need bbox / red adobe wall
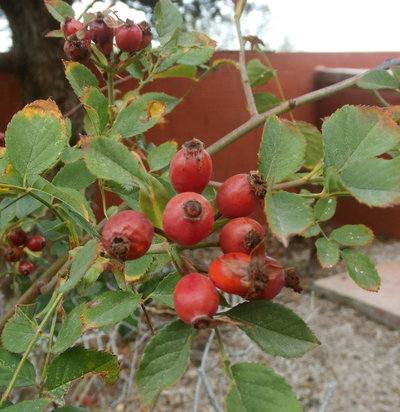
[1,51,400,236]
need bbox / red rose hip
[162,192,214,246]
[219,217,265,254]
[26,236,46,252]
[209,252,250,296]
[19,260,34,276]
[169,138,213,194]
[8,228,28,246]
[216,172,266,218]
[62,17,90,40]
[89,13,115,55]
[173,273,219,326]
[116,20,142,52]
[102,210,154,261]
[4,245,22,262]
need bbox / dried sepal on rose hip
[115,19,142,53]
[173,273,219,327]
[219,217,265,254]
[101,210,154,261]
[138,21,152,49]
[169,138,213,194]
[162,192,214,246]
[209,242,291,300]
[216,171,267,218]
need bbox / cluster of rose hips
[2,228,46,276]
[101,138,290,328]
[62,11,152,62]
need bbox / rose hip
[102,210,154,261]
[26,236,46,252]
[169,139,213,194]
[173,273,219,326]
[219,217,265,254]
[162,192,214,246]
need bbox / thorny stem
[0,293,64,406]
[206,57,400,156]
[234,3,258,117]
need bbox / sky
[0,0,399,52]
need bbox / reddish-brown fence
[2,51,400,237]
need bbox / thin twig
[207,57,400,156]
[235,5,258,117]
[370,89,391,107]
[318,381,336,412]
[140,302,155,336]
[193,329,223,412]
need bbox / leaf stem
[0,293,64,406]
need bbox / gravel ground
[65,236,400,411]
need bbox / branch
[234,4,258,117]
[207,57,400,156]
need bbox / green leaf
[58,240,99,293]
[315,237,340,268]
[323,166,347,194]
[52,303,85,354]
[258,116,306,183]
[124,255,157,283]
[61,147,83,163]
[177,45,215,66]
[1,398,53,412]
[331,224,374,246]
[340,157,400,206]
[155,0,183,45]
[52,160,96,190]
[266,191,314,243]
[357,69,398,90]
[0,348,36,388]
[79,256,109,292]
[246,59,275,89]
[227,301,319,358]
[225,363,303,412]
[6,99,68,178]
[46,347,120,390]
[150,271,180,308]
[64,61,99,97]
[297,121,324,169]
[341,249,380,291]
[126,61,143,79]
[55,406,92,412]
[2,305,37,353]
[136,320,196,409]
[28,175,93,223]
[81,291,141,332]
[81,86,109,134]
[323,105,400,172]
[139,174,171,228]
[110,100,158,138]
[44,0,74,22]
[314,197,337,222]
[84,137,147,188]
[155,65,197,79]
[253,92,281,113]
[136,92,180,114]
[148,141,177,171]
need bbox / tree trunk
[0,0,84,139]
